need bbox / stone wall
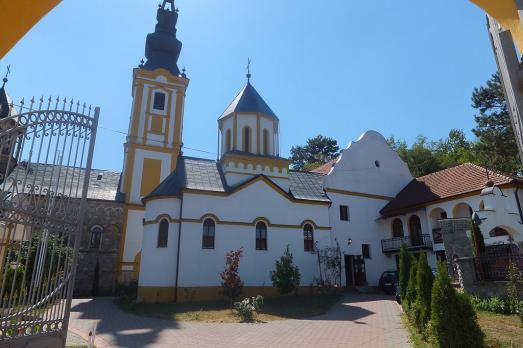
[74,199,123,297]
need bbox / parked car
[378,270,398,295]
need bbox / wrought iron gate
[0,97,99,347]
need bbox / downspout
[515,182,523,224]
[174,192,184,302]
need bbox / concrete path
[67,293,412,348]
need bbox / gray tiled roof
[219,82,278,120]
[5,163,121,201]
[145,156,331,203]
[289,171,330,202]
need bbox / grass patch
[117,293,342,323]
[478,311,523,348]
[402,314,431,348]
[403,311,523,348]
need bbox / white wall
[325,131,413,197]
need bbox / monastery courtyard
[66,293,411,348]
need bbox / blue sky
[2,0,495,170]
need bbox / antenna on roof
[2,65,10,88]
[246,58,252,82]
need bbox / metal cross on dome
[246,58,252,81]
[2,65,10,88]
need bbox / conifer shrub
[412,253,433,334]
[405,258,417,313]
[471,223,485,256]
[429,262,484,348]
[271,245,301,295]
[399,243,411,302]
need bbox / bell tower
[119,0,189,283]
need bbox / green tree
[413,253,434,334]
[270,245,301,295]
[387,136,443,177]
[472,73,522,175]
[290,135,340,170]
[429,262,484,347]
[398,244,411,302]
[471,223,485,257]
[405,258,418,312]
[433,129,477,168]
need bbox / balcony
[381,234,433,253]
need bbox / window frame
[243,126,251,153]
[152,91,166,111]
[263,129,270,155]
[339,205,349,221]
[89,225,103,249]
[303,224,314,252]
[225,129,232,152]
[202,218,216,249]
[255,221,268,251]
[157,219,169,248]
[362,244,371,259]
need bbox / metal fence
[474,247,523,281]
[0,97,98,347]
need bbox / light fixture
[472,212,486,226]
[347,238,353,245]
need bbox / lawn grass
[117,293,342,323]
[478,311,523,348]
[403,311,523,348]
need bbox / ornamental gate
[0,97,99,347]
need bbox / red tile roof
[310,159,337,175]
[380,163,521,217]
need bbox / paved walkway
[67,293,411,348]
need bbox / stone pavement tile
[68,293,412,348]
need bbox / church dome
[219,81,278,120]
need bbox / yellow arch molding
[470,0,523,50]
[0,0,62,59]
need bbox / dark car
[378,270,398,295]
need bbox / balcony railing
[381,234,433,253]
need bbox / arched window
[243,127,251,152]
[255,221,268,250]
[225,129,232,152]
[90,225,103,249]
[303,224,314,252]
[489,227,509,237]
[392,219,404,238]
[263,129,270,155]
[408,215,423,246]
[202,219,216,249]
[157,219,169,248]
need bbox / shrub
[399,243,411,301]
[413,253,433,334]
[271,245,301,295]
[234,295,264,322]
[429,262,484,348]
[506,261,522,313]
[471,223,485,256]
[404,258,418,313]
[220,248,244,305]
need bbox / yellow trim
[324,188,394,201]
[470,0,523,52]
[0,0,62,59]
[150,115,164,133]
[126,142,176,154]
[140,158,162,197]
[144,213,331,230]
[133,252,142,281]
[134,67,190,86]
